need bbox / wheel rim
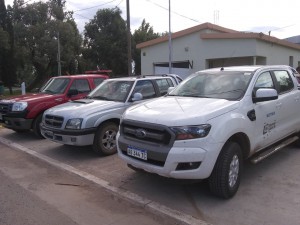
[101,129,117,151]
[228,155,239,188]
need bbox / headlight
[65,118,83,129]
[12,102,28,111]
[170,124,211,140]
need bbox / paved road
[0,142,178,225]
[1,127,300,225]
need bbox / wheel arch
[96,118,120,130]
[225,132,250,160]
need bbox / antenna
[214,10,219,25]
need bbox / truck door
[252,71,279,149]
[272,70,300,136]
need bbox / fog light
[176,162,201,171]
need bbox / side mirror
[67,89,79,97]
[253,88,278,103]
[131,92,143,102]
[167,87,175,93]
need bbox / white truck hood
[124,96,239,126]
[45,99,125,118]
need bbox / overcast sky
[5,0,300,39]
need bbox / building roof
[136,22,300,51]
[136,22,237,49]
[200,32,300,51]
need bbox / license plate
[127,146,147,160]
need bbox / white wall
[140,31,300,75]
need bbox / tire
[33,114,44,139]
[208,142,243,199]
[92,122,118,156]
[12,129,29,133]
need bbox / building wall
[140,31,300,76]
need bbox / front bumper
[117,132,222,180]
[40,123,96,146]
[2,116,33,131]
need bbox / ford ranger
[117,65,300,199]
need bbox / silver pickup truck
[40,74,181,155]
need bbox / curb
[0,136,211,225]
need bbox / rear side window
[155,78,174,95]
[94,78,106,87]
[273,71,294,94]
[70,79,91,93]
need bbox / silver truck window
[155,78,173,95]
[133,80,156,99]
[88,80,134,102]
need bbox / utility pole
[126,0,132,76]
[168,0,172,73]
[57,32,61,76]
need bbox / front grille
[45,114,64,128]
[120,120,174,146]
[0,103,12,114]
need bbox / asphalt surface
[0,142,187,225]
[1,127,300,225]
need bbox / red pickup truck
[0,72,109,137]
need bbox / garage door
[154,61,192,80]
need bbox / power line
[74,0,124,20]
[144,0,200,23]
[73,0,118,12]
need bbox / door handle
[55,98,63,102]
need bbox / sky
[5,0,300,40]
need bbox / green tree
[132,19,160,75]
[83,8,127,76]
[10,0,82,90]
[0,0,17,93]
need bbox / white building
[137,22,300,79]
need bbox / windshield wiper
[91,96,110,100]
[42,90,55,94]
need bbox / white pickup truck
[40,74,181,155]
[117,65,300,199]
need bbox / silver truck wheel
[92,122,118,156]
[209,142,242,199]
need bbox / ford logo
[135,128,147,138]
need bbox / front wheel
[208,142,243,199]
[92,122,118,156]
[33,114,45,139]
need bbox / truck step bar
[251,136,299,164]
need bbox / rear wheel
[92,122,118,156]
[33,114,44,139]
[209,142,243,199]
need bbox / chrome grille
[120,120,173,146]
[45,114,64,128]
